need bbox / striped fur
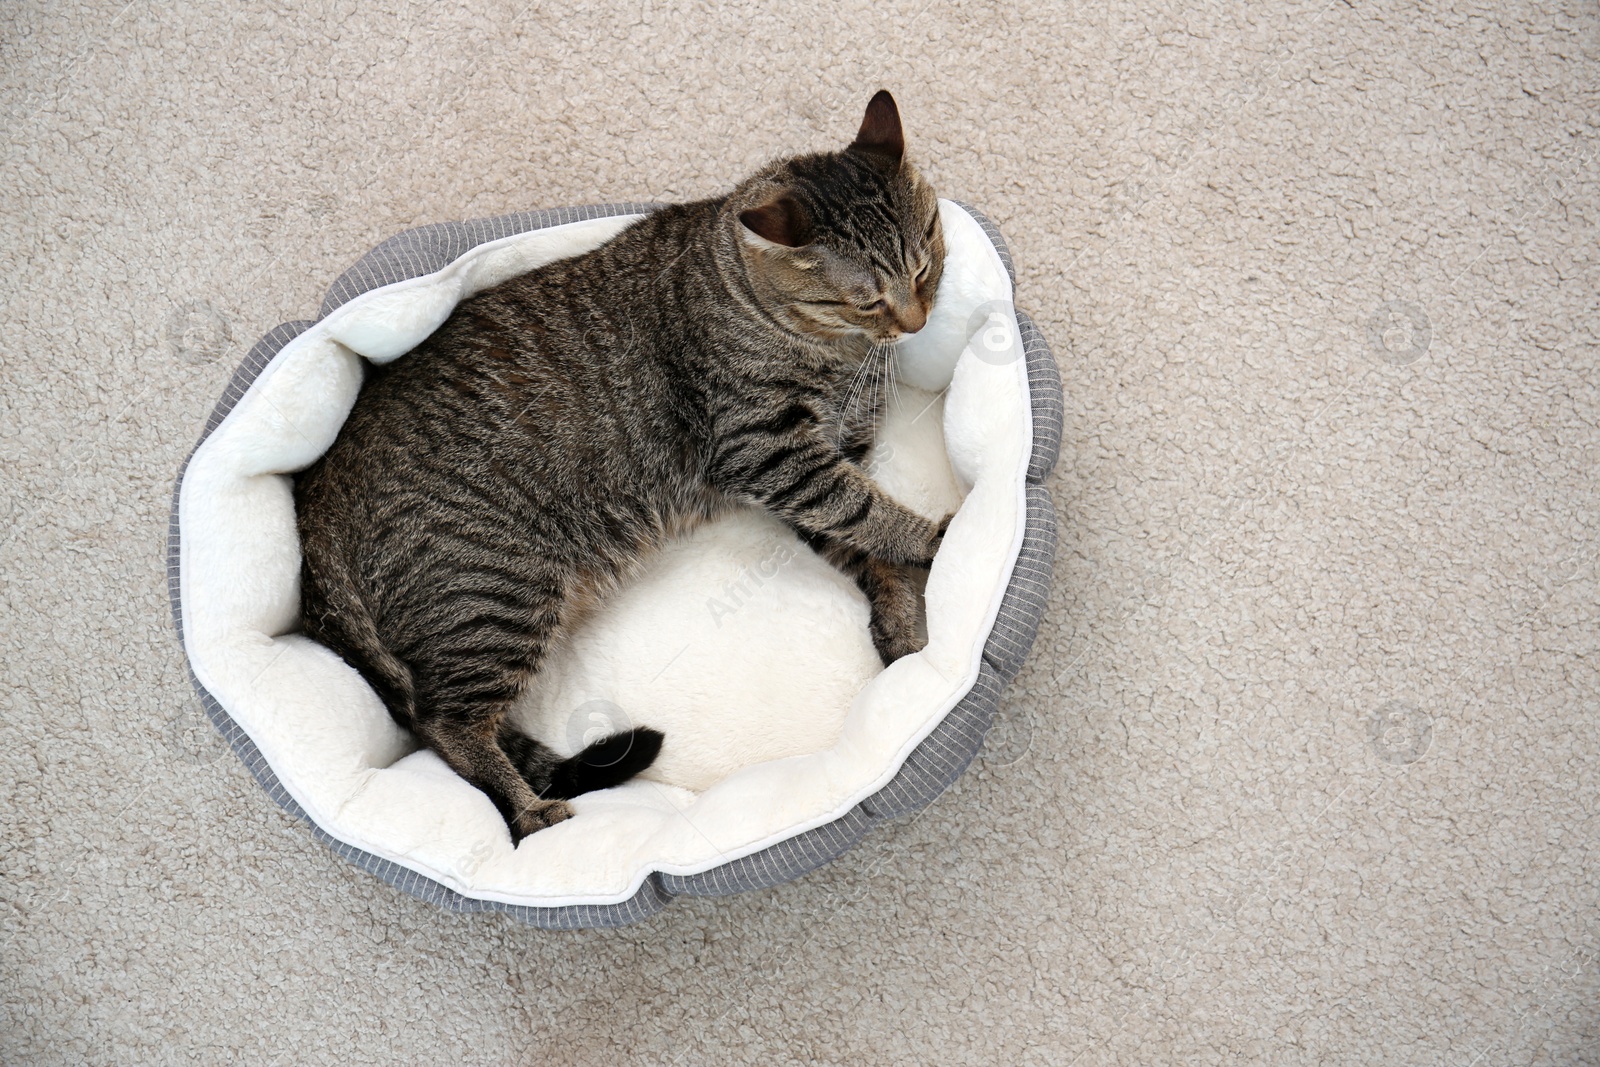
[294,92,948,843]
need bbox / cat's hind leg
[395,551,663,839]
[411,710,573,844]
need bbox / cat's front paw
[510,798,575,844]
[916,511,955,566]
[873,628,929,667]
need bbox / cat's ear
[848,89,904,168]
[738,195,815,248]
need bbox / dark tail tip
[543,727,665,800]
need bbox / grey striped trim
[659,805,879,898]
[320,203,664,318]
[981,486,1059,685]
[860,661,1007,820]
[1016,310,1064,485]
[169,202,1060,927]
[976,307,1061,684]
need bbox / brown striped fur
[295,92,948,842]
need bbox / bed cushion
[167,200,1062,928]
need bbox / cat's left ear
[848,89,904,169]
[739,195,815,248]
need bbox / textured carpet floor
[4,1,1598,1063]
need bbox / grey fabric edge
[169,202,1058,928]
[858,660,1008,820]
[658,805,880,898]
[319,202,666,318]
[1015,309,1064,484]
[981,486,1060,685]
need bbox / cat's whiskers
[870,344,888,430]
[870,343,896,431]
[854,342,888,455]
[885,342,902,417]
[836,343,876,445]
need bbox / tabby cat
[295,91,950,843]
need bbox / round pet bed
[167,200,1062,928]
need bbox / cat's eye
[860,299,887,313]
[914,263,930,283]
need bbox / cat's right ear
[738,195,815,248]
[848,89,905,169]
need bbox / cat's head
[733,91,944,347]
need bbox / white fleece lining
[178,201,1029,908]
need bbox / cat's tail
[499,722,665,800]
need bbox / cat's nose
[891,301,927,335]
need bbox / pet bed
[168,200,1062,928]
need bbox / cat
[294,91,950,843]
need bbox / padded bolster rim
[860,659,1006,820]
[658,805,879,898]
[947,199,1016,288]
[168,318,315,640]
[180,660,676,929]
[319,202,665,318]
[1017,309,1064,484]
[982,486,1059,685]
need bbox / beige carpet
[4,0,1598,1062]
